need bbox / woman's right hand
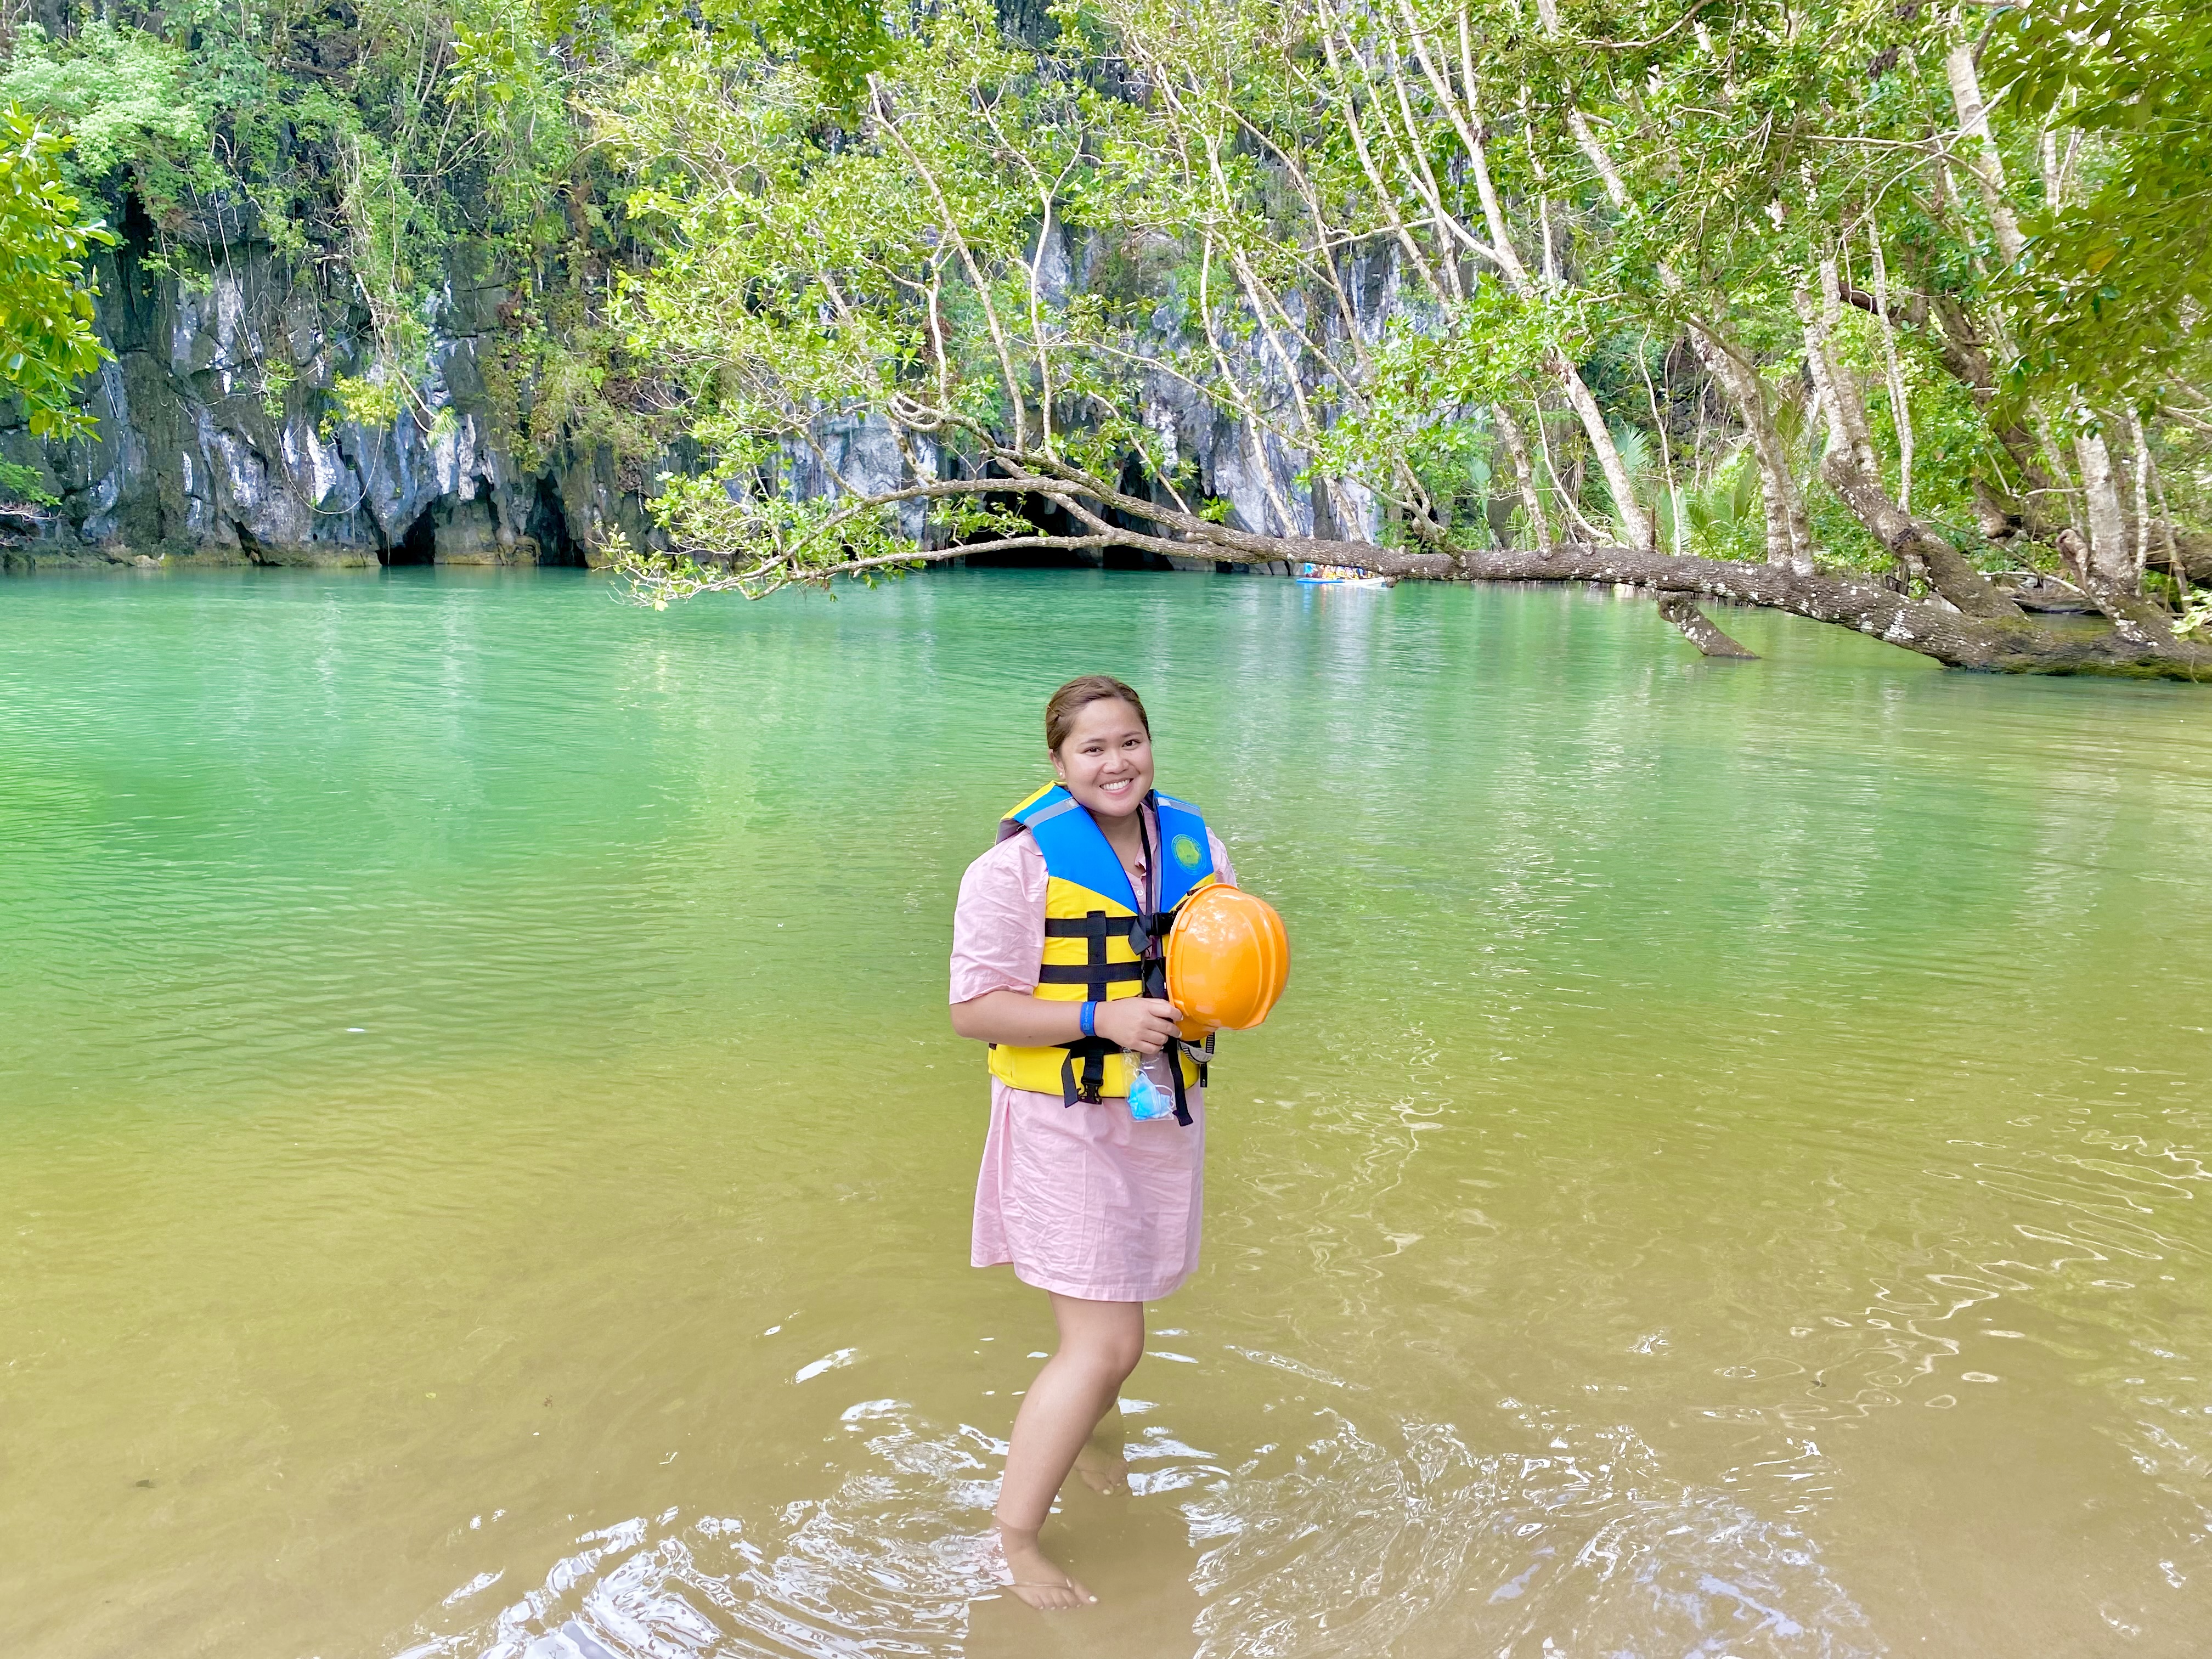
[1093,997,1184,1055]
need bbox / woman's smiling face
[1051,696,1154,821]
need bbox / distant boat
[1294,562,1395,589]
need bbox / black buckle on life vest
[1044,901,1187,999]
[1053,1042,1198,1123]
[1056,1036,1119,1105]
[1157,1030,1212,1126]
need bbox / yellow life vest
[987,782,1218,1119]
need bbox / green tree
[1987,0,2212,405]
[602,0,2211,677]
[0,23,215,208]
[0,107,112,439]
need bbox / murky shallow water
[4,567,2210,1657]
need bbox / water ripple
[389,1399,1875,1659]
[1186,1411,1874,1658]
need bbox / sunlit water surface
[4,568,2210,1658]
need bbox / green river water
[4,567,2210,1658]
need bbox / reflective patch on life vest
[1171,832,1203,870]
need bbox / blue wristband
[1080,1001,1097,1037]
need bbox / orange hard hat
[1166,883,1290,1036]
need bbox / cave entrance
[933,458,1184,570]
[383,508,436,566]
[526,478,584,567]
[953,489,1091,568]
[1101,458,1177,570]
[950,486,1178,570]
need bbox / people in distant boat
[1295,561,1393,586]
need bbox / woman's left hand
[1094,996,1184,1055]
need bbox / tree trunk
[1864,287,2066,543]
[1796,280,2023,619]
[1492,403,1551,550]
[1689,327,1814,573]
[1448,93,1655,552]
[1556,354,1656,551]
[1943,42,2025,264]
[2053,528,2186,653]
[1340,539,2211,679]
[1807,261,1885,478]
[1018,456,2205,676]
[2074,425,2135,593]
[635,448,2212,680]
[1658,595,1759,658]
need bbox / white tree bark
[2074,423,2136,592]
[1943,42,2025,264]
[1868,223,1914,512]
[1408,5,1656,551]
[1690,330,1815,573]
[2126,409,2153,586]
[1492,403,1551,550]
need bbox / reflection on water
[3,568,2210,1657]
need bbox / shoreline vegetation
[2,1,2209,676]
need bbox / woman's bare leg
[995,1293,1144,1609]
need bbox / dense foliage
[2,0,2207,667]
[0,106,111,438]
[1988,0,2212,405]
[596,2,2209,630]
[0,0,584,436]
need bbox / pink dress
[951,805,1236,1303]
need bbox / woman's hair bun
[1045,675,1150,753]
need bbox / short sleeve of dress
[950,833,1048,1004]
[1208,829,1237,891]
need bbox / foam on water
[392,1397,1874,1659]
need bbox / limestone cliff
[1,213,1397,574]
[0,218,658,573]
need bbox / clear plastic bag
[1127,1060,1174,1121]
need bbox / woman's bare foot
[1074,1438,1128,1496]
[1073,1402,1130,1496]
[997,1520,1096,1610]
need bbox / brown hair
[1045,675,1150,754]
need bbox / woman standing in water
[949,675,1235,1611]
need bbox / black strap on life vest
[1056,1034,1119,1105]
[1131,810,1195,1125]
[1040,913,1145,994]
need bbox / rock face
[781,223,1398,573]
[3,214,1406,575]
[0,225,659,573]
[1084,226,1393,551]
